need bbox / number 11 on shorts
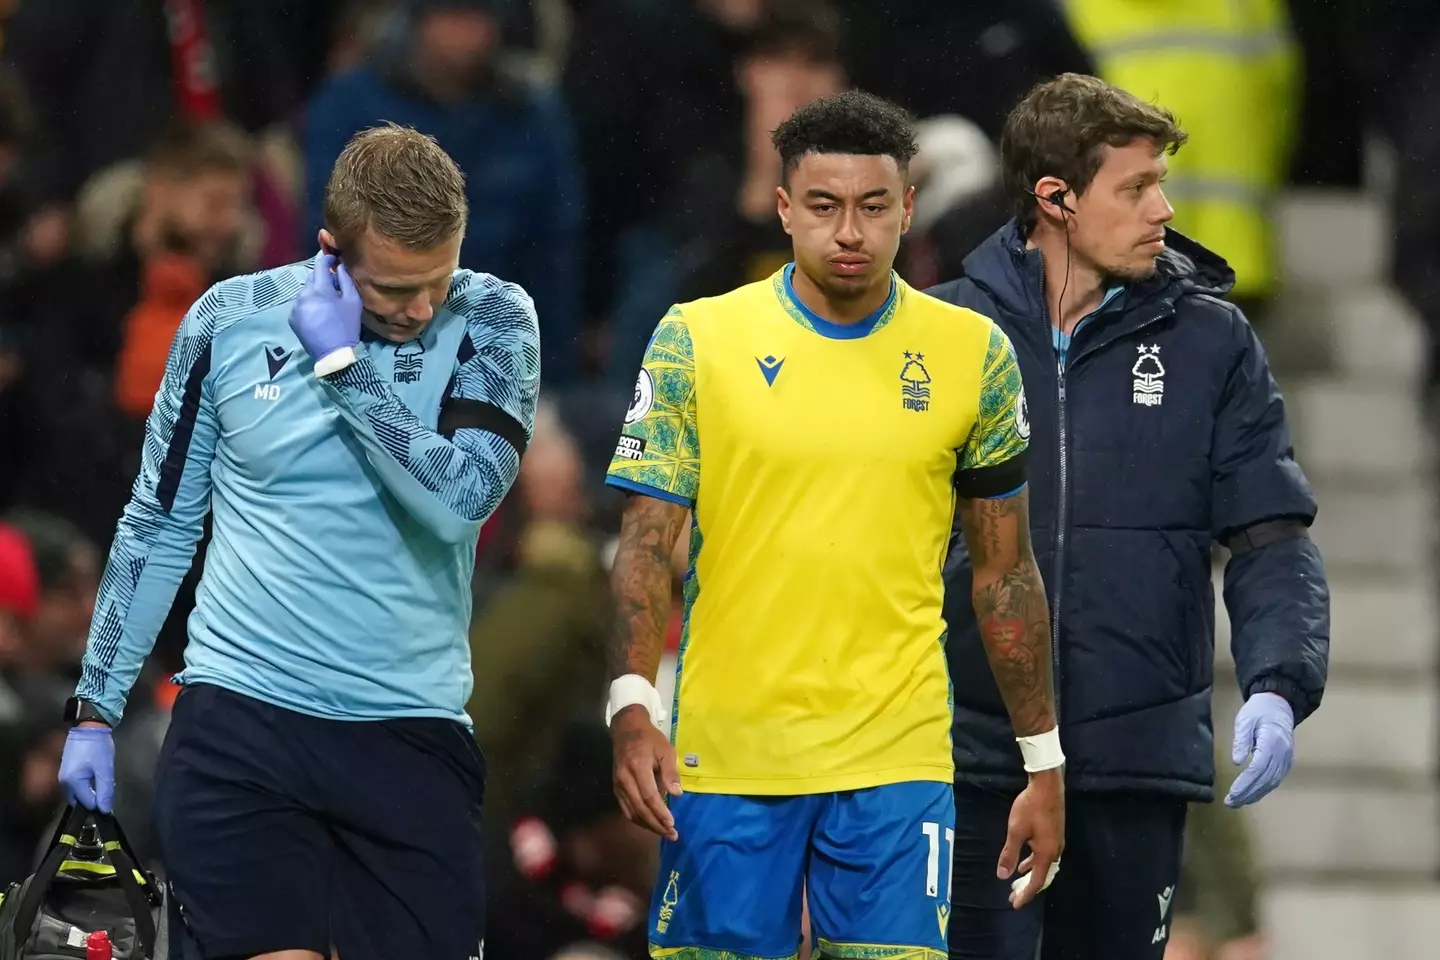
[922,821,954,899]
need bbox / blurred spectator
[3,0,333,205]
[895,114,1009,289]
[304,0,585,382]
[2,509,97,676]
[0,521,39,671]
[486,719,655,959]
[1062,0,1300,318]
[468,400,612,828]
[0,518,68,885]
[11,120,253,547]
[831,0,1096,140]
[0,681,66,885]
[671,1,846,302]
[563,0,765,380]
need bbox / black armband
[954,450,1029,499]
[437,398,529,459]
[1222,518,1311,556]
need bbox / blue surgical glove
[289,251,362,369]
[1225,691,1294,807]
[58,726,116,814]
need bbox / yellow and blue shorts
[648,780,954,959]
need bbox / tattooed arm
[603,305,699,838]
[607,492,689,840]
[958,488,1056,737]
[609,493,689,682]
[960,487,1065,908]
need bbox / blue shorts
[152,683,488,960]
[649,781,954,959]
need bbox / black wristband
[63,697,110,727]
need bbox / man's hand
[290,251,362,367]
[58,722,115,814]
[999,768,1064,909]
[611,706,682,841]
[1225,692,1295,807]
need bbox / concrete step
[1281,682,1435,778]
[1264,884,1440,960]
[1266,285,1426,387]
[1305,480,1432,574]
[1289,377,1431,480]
[1214,576,1439,674]
[1277,190,1389,289]
[1246,783,1439,876]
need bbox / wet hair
[771,90,919,185]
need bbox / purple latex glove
[59,725,115,814]
[289,251,362,365]
[1224,692,1295,807]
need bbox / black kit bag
[0,805,166,959]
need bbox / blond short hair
[323,123,468,250]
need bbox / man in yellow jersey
[602,90,1065,960]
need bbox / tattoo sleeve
[609,493,690,682]
[958,488,1057,736]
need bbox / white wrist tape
[313,345,358,378]
[605,674,669,731]
[1011,859,1062,901]
[1016,727,1065,773]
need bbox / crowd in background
[0,0,1437,957]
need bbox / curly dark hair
[771,90,920,184]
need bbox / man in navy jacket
[929,74,1329,960]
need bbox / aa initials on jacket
[929,220,1330,802]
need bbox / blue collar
[781,263,897,340]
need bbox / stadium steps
[1216,188,1440,957]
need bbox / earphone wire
[1058,198,1072,339]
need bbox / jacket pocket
[1160,530,1214,694]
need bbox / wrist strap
[1016,727,1065,773]
[605,675,668,731]
[314,345,358,378]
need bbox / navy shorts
[152,683,487,960]
[948,784,1187,960]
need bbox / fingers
[1010,856,1059,909]
[1224,757,1264,807]
[996,823,1022,880]
[615,754,678,841]
[1232,710,1257,766]
[613,786,636,823]
[639,756,679,841]
[310,250,337,290]
[96,773,115,815]
[66,778,97,812]
[336,263,360,302]
[657,742,683,798]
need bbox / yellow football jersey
[607,265,1029,795]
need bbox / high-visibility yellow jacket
[1064,0,1300,298]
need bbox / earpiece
[1029,187,1076,216]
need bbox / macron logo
[756,355,784,387]
[265,345,291,380]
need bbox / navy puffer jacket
[929,221,1329,801]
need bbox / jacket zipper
[1053,357,1068,724]
[1049,308,1170,728]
